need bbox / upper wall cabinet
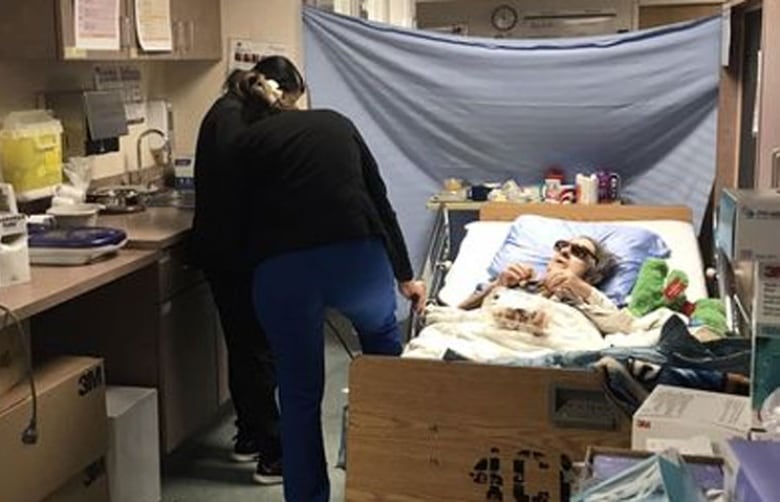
[171,0,222,60]
[0,0,221,61]
[128,0,222,60]
[57,0,134,60]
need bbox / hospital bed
[346,202,706,501]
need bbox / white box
[0,213,30,288]
[632,385,752,454]
[751,262,780,426]
[718,189,780,263]
[106,386,160,502]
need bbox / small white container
[46,203,101,228]
[106,387,161,502]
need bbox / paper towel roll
[54,184,86,202]
[51,196,76,207]
[576,174,598,204]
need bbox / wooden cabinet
[159,281,220,451]
[0,0,221,61]
[57,0,135,60]
[31,241,224,454]
[0,0,80,60]
[128,0,223,61]
[170,0,222,60]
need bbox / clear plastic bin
[0,110,64,201]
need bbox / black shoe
[253,458,283,485]
[231,435,260,463]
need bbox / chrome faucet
[134,128,170,187]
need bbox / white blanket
[403,288,677,363]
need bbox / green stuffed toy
[688,298,728,336]
[628,258,728,336]
[628,259,688,315]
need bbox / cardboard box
[750,261,780,426]
[0,322,27,398]
[43,457,110,502]
[718,189,780,263]
[107,386,161,502]
[632,385,752,455]
[0,356,108,502]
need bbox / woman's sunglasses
[553,240,598,263]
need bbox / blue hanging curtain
[303,6,721,280]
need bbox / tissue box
[632,385,752,454]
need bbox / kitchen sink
[142,189,195,209]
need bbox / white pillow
[437,219,707,307]
[438,221,511,307]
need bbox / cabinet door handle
[120,15,132,50]
[173,20,184,55]
[772,148,780,188]
[186,20,195,55]
[159,251,172,266]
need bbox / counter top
[97,207,193,249]
[0,207,192,321]
[0,249,159,321]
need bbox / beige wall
[163,0,304,156]
[0,0,302,182]
[416,0,637,38]
[757,0,780,188]
[0,60,169,180]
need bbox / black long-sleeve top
[191,91,250,269]
[236,109,414,282]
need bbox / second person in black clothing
[191,58,305,484]
[235,65,425,501]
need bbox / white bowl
[46,203,102,228]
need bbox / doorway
[737,8,762,188]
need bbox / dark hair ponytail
[251,56,306,94]
[238,56,305,124]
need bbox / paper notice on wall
[94,65,146,124]
[135,0,173,52]
[228,39,291,73]
[74,0,121,51]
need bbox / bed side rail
[406,206,451,342]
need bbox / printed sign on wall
[228,39,291,73]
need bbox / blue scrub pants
[252,238,402,501]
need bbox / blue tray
[28,227,127,249]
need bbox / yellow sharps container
[0,110,64,201]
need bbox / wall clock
[491,5,518,32]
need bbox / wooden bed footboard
[479,202,692,222]
[346,357,632,501]
[354,203,693,500]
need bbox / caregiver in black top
[235,61,425,501]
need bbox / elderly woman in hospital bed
[406,236,678,362]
